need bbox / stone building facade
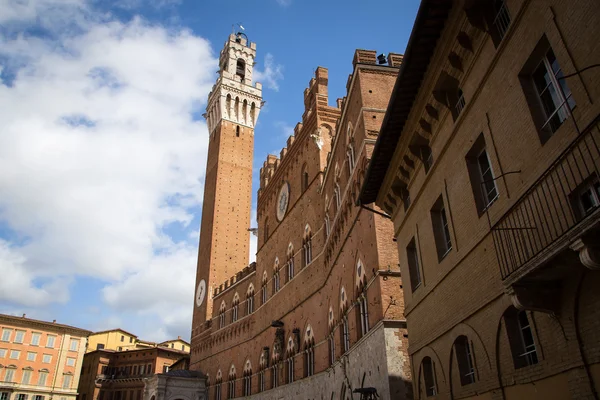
[78,347,188,400]
[0,313,90,400]
[189,33,413,399]
[360,0,600,399]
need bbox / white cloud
[276,0,292,6]
[0,1,217,340]
[253,53,284,91]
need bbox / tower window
[236,59,246,81]
[236,126,240,137]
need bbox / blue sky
[0,0,419,342]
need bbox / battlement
[213,262,257,297]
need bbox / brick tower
[191,33,262,330]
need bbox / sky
[0,0,420,342]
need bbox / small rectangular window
[14,330,25,344]
[570,178,600,220]
[31,333,41,346]
[1,392,11,400]
[1,329,11,342]
[466,134,498,213]
[9,350,20,360]
[67,357,76,367]
[38,371,48,386]
[22,370,31,385]
[407,238,422,292]
[27,352,36,361]
[96,343,105,350]
[520,36,575,143]
[70,339,79,351]
[42,354,52,363]
[46,335,56,348]
[0,349,6,358]
[431,195,452,260]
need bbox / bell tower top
[205,32,263,134]
[219,33,257,85]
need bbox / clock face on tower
[196,279,206,307]
[276,182,290,222]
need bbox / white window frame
[4,368,15,383]
[9,350,20,359]
[46,335,56,348]
[1,329,11,342]
[62,374,72,389]
[476,148,499,209]
[247,294,254,314]
[259,370,265,392]
[66,357,76,367]
[69,339,78,352]
[342,317,350,353]
[27,352,36,361]
[261,284,267,305]
[306,347,314,377]
[14,330,25,344]
[359,295,370,336]
[232,302,238,322]
[286,357,294,383]
[288,257,294,281]
[31,333,41,346]
[38,371,48,386]
[22,369,32,385]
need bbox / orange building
[0,313,90,400]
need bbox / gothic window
[231,294,239,323]
[271,364,278,388]
[302,225,312,267]
[219,301,226,329]
[285,355,294,384]
[287,244,295,282]
[304,325,315,377]
[235,126,240,137]
[340,316,350,354]
[325,214,331,237]
[214,370,222,400]
[264,217,269,244]
[246,285,255,315]
[259,350,268,393]
[347,142,356,175]
[334,183,342,210]
[242,361,252,396]
[262,272,268,305]
[273,258,281,293]
[454,335,476,386]
[356,292,369,339]
[227,365,236,399]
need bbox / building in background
[0,313,91,400]
[187,31,412,399]
[87,331,189,354]
[78,347,188,400]
[360,0,600,399]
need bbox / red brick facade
[189,38,412,398]
[364,1,600,399]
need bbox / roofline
[159,338,191,346]
[85,346,189,357]
[91,328,139,338]
[0,313,92,336]
[359,0,452,205]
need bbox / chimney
[22,314,26,318]
[52,320,56,323]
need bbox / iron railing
[491,117,600,279]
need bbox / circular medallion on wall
[196,279,206,307]
[276,181,290,222]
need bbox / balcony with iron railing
[488,115,600,284]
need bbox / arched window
[236,59,246,81]
[219,301,226,329]
[214,370,222,400]
[454,335,476,386]
[340,316,350,354]
[328,307,336,366]
[231,293,239,323]
[504,307,538,368]
[227,365,236,399]
[259,349,268,392]
[273,258,280,293]
[236,125,240,137]
[347,142,356,174]
[421,357,437,397]
[287,243,295,282]
[304,326,315,377]
[246,284,255,315]
[301,164,309,192]
[261,272,268,305]
[356,292,369,338]
[242,360,252,396]
[285,336,295,384]
[325,214,331,237]
[303,225,312,267]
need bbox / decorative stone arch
[274,257,280,271]
[328,305,335,330]
[243,359,252,375]
[259,350,267,370]
[354,257,367,294]
[339,286,348,314]
[232,292,240,304]
[216,369,223,382]
[228,364,236,380]
[301,163,309,192]
[262,271,268,285]
[412,346,447,399]
[219,300,226,313]
[247,283,254,296]
[303,224,312,240]
[287,242,294,257]
[286,335,296,356]
[303,324,315,348]
[346,121,354,144]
